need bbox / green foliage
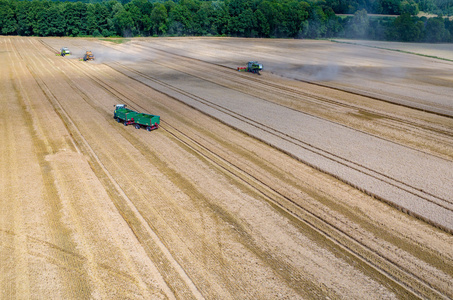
[64,2,88,36]
[388,12,422,41]
[99,37,131,43]
[151,3,167,35]
[424,15,450,41]
[346,8,369,38]
[0,0,17,34]
[0,0,451,42]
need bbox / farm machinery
[237,61,263,74]
[83,51,95,61]
[60,47,71,56]
[113,104,160,131]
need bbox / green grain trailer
[113,104,160,131]
[133,113,160,131]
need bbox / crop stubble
[1,36,452,299]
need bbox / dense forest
[0,0,452,42]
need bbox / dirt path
[1,36,452,299]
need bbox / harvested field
[1,36,452,299]
[335,39,453,61]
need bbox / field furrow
[1,36,452,299]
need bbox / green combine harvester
[113,104,160,131]
[237,61,263,74]
[60,47,71,56]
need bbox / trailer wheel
[135,124,140,129]
[124,121,128,126]
[146,126,152,131]
[117,118,121,123]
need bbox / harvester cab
[248,61,263,74]
[237,61,263,75]
[83,51,95,61]
[60,47,71,56]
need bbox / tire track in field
[1,40,30,298]
[10,37,96,298]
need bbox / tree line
[325,0,452,16]
[0,0,452,42]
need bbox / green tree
[400,0,419,14]
[391,12,422,41]
[129,0,153,34]
[445,18,453,42]
[87,3,110,36]
[283,0,309,38]
[212,1,229,35]
[0,0,17,35]
[125,3,144,35]
[168,0,202,35]
[379,0,402,14]
[34,2,65,36]
[424,15,448,42]
[257,0,279,37]
[347,8,369,38]
[86,4,98,35]
[15,1,33,35]
[151,3,168,35]
[112,2,135,36]
[324,6,342,37]
[64,2,87,37]
[302,5,327,38]
[46,5,65,36]
[416,0,436,12]
[196,2,214,35]
[237,8,255,36]
[254,8,270,37]
[168,3,192,35]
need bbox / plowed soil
[1,36,452,299]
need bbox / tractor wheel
[124,121,128,126]
[146,126,152,131]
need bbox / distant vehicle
[83,51,95,61]
[60,47,71,56]
[237,61,263,75]
[113,104,160,131]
